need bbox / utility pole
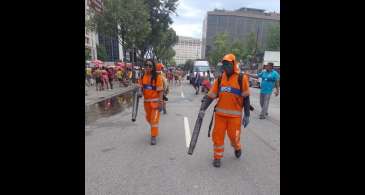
[251,25,260,71]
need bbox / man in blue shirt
[249,62,280,119]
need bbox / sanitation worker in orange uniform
[139,59,164,145]
[203,53,250,167]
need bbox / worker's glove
[243,115,250,128]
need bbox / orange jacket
[139,73,164,101]
[208,72,250,117]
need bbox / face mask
[224,66,233,76]
[222,61,234,76]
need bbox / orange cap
[156,63,164,71]
[222,53,240,74]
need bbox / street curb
[85,84,138,106]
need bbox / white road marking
[181,85,185,97]
[183,117,191,148]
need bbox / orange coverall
[207,71,250,159]
[139,73,164,137]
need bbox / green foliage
[88,0,151,51]
[207,32,262,66]
[88,0,179,61]
[155,28,178,63]
[142,0,178,58]
[184,59,194,71]
[207,32,230,66]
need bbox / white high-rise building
[173,36,201,66]
[85,0,103,60]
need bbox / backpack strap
[238,73,244,108]
[217,75,222,97]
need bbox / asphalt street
[85,80,280,195]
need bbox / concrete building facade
[85,0,101,60]
[173,36,201,66]
[201,7,280,59]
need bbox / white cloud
[171,0,280,39]
[171,23,202,39]
[176,1,203,18]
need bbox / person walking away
[194,72,202,95]
[167,70,173,85]
[178,69,182,85]
[86,67,92,87]
[101,67,110,90]
[94,67,102,91]
[174,70,179,86]
[199,53,250,167]
[139,60,164,145]
[107,67,114,90]
[116,68,123,87]
[248,62,280,119]
[156,63,169,114]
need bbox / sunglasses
[222,60,233,67]
[144,63,153,67]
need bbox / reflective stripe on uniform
[156,87,163,91]
[151,124,159,127]
[144,98,160,102]
[215,107,242,116]
[219,86,241,96]
[214,152,223,156]
[143,84,156,90]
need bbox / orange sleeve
[242,75,250,96]
[207,79,219,99]
[156,75,164,91]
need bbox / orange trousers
[144,102,160,137]
[212,114,242,159]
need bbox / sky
[171,0,280,39]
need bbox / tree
[229,40,245,61]
[87,0,179,64]
[266,24,280,51]
[155,28,178,63]
[207,32,230,66]
[184,59,194,71]
[97,44,108,61]
[88,0,151,61]
[142,0,179,59]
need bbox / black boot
[234,149,241,158]
[213,159,221,168]
[151,136,157,145]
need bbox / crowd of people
[166,68,185,86]
[85,65,136,91]
[190,71,213,94]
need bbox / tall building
[85,0,123,62]
[173,36,202,66]
[201,7,280,59]
[98,33,120,62]
[85,0,103,60]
